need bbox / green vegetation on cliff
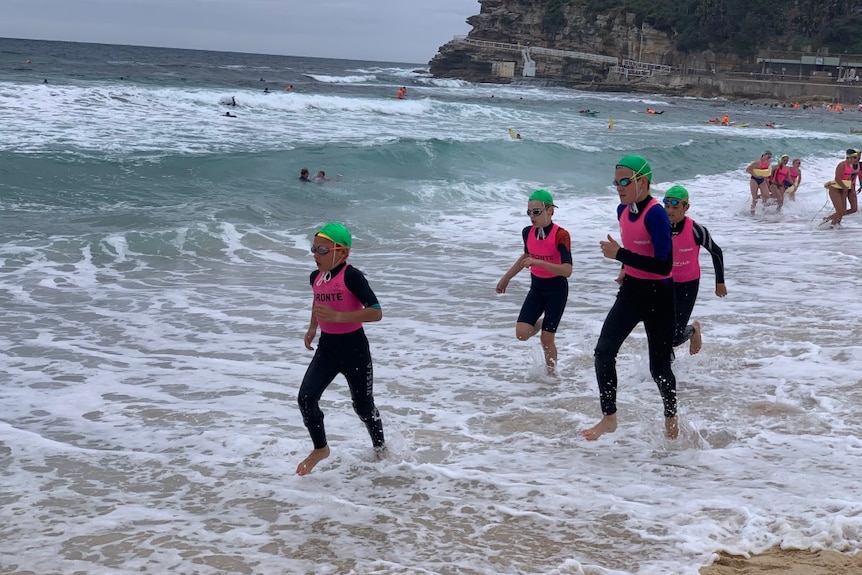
[552,0,862,54]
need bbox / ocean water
[1,37,862,575]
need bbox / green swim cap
[316,222,352,247]
[616,154,653,182]
[528,189,556,206]
[663,185,689,203]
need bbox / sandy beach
[701,548,862,574]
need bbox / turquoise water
[2,37,862,575]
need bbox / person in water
[296,222,386,475]
[230,96,237,106]
[746,150,773,215]
[785,158,802,200]
[767,154,791,211]
[496,189,573,375]
[823,148,861,227]
[224,112,236,118]
[299,168,310,182]
[663,185,727,356]
[581,155,678,441]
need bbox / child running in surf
[581,155,678,441]
[296,222,385,475]
[662,185,727,355]
[496,189,573,375]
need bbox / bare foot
[580,414,617,441]
[296,445,330,476]
[665,416,679,440]
[689,321,702,355]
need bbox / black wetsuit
[671,219,725,347]
[516,224,572,333]
[594,197,677,418]
[297,264,385,450]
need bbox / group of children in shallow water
[295,154,727,475]
[746,150,803,214]
[747,147,862,227]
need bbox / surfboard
[508,128,517,140]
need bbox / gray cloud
[0,0,475,63]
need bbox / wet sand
[701,548,862,574]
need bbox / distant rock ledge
[429,1,862,103]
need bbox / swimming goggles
[526,208,545,216]
[663,198,684,206]
[310,246,344,255]
[613,177,637,187]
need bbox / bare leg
[749,179,759,214]
[826,188,847,226]
[847,189,858,216]
[580,414,617,441]
[296,445,330,476]
[515,318,542,341]
[539,330,557,375]
[689,321,702,355]
[665,416,679,440]
[760,181,773,206]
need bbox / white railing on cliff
[452,35,619,65]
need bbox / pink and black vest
[619,199,672,281]
[671,217,701,283]
[527,223,562,279]
[312,265,363,334]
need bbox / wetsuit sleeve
[521,226,531,253]
[555,227,573,265]
[615,204,673,276]
[309,270,319,286]
[344,266,381,309]
[692,222,725,284]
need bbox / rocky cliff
[429,0,745,90]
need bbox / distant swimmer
[516,133,523,140]
[224,112,236,117]
[264,87,270,93]
[230,96,237,106]
[314,171,342,182]
[647,108,664,114]
[721,114,731,125]
[299,168,310,182]
[285,85,293,91]
[396,86,407,99]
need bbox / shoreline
[700,547,862,574]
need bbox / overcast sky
[1,0,478,64]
